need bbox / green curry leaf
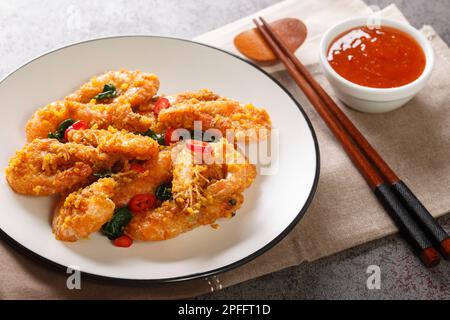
[102,207,133,240]
[94,84,118,100]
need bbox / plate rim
[0,35,321,285]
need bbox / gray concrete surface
[1,0,449,299]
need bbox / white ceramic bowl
[319,17,434,113]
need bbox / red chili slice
[113,235,133,248]
[64,120,88,140]
[130,163,146,173]
[129,194,156,214]
[185,139,212,154]
[165,127,181,145]
[153,97,170,116]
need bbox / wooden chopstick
[258,17,450,260]
[253,17,443,267]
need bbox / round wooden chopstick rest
[234,18,307,65]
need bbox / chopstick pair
[253,17,450,267]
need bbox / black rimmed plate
[0,36,319,283]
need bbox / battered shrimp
[205,138,257,198]
[170,143,207,208]
[126,139,256,241]
[52,177,117,241]
[125,194,242,241]
[67,128,159,160]
[170,138,255,206]
[9,69,268,245]
[52,150,172,242]
[169,143,224,209]
[157,94,271,141]
[112,149,173,207]
[25,69,158,142]
[25,101,70,141]
[67,100,154,133]
[5,139,116,196]
[66,69,160,107]
[135,89,219,115]
[25,100,155,141]
[172,89,220,104]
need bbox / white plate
[0,36,319,283]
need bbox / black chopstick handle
[392,180,450,258]
[374,183,440,267]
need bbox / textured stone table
[1,0,449,299]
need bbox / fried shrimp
[52,150,173,242]
[135,89,219,115]
[170,138,255,206]
[126,139,256,241]
[170,143,206,208]
[66,69,160,107]
[25,101,70,141]
[157,94,271,141]
[52,177,117,241]
[25,100,155,141]
[125,193,241,241]
[67,100,154,133]
[112,149,173,207]
[8,69,268,245]
[172,89,220,103]
[25,69,159,142]
[5,139,116,196]
[205,138,257,198]
[67,128,159,160]
[169,142,223,208]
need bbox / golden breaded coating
[67,100,154,133]
[173,89,220,103]
[52,178,117,241]
[52,150,173,242]
[5,139,117,196]
[25,69,159,142]
[67,128,159,160]
[205,138,257,198]
[8,70,269,244]
[25,101,70,142]
[125,194,243,241]
[26,100,155,142]
[66,69,160,107]
[157,94,271,141]
[136,89,219,115]
[126,138,256,241]
[112,149,173,207]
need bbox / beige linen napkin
[200,23,450,290]
[2,3,450,299]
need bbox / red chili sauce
[327,26,426,88]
